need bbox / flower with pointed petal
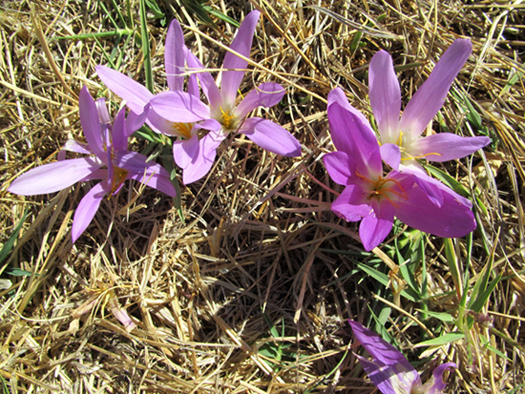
[8,86,176,243]
[96,19,222,185]
[151,10,301,158]
[368,39,490,173]
[324,88,476,251]
[98,12,300,184]
[349,320,456,394]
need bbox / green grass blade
[469,274,502,314]
[110,0,128,27]
[145,0,166,25]
[0,210,28,269]
[415,332,465,347]
[202,5,240,27]
[356,262,418,302]
[416,309,454,323]
[97,0,120,30]
[0,374,8,394]
[139,0,154,92]
[182,0,213,25]
[425,165,471,198]
[4,267,35,277]
[55,29,133,40]
[395,237,421,298]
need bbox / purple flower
[323,88,476,251]
[150,10,301,157]
[97,11,300,185]
[96,19,222,185]
[8,86,176,243]
[348,320,456,394]
[368,39,490,173]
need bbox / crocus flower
[96,19,222,185]
[323,88,476,251]
[97,11,300,184]
[368,39,490,173]
[8,86,176,243]
[149,10,301,158]
[348,320,456,394]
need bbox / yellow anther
[220,107,237,130]
[355,170,407,207]
[396,131,404,147]
[401,151,443,161]
[171,122,193,139]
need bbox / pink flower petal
[331,184,371,222]
[165,19,185,92]
[359,201,394,251]
[194,118,222,132]
[62,140,91,155]
[420,362,456,394]
[127,168,176,197]
[221,10,260,105]
[72,181,109,243]
[96,65,153,115]
[185,48,222,108]
[8,158,103,195]
[235,82,286,119]
[179,131,226,184]
[409,133,490,162]
[79,86,105,161]
[394,172,476,238]
[348,320,416,370]
[188,73,200,97]
[116,151,176,197]
[150,91,211,122]
[327,87,373,129]
[125,104,149,136]
[173,134,199,169]
[109,298,136,333]
[238,117,301,157]
[327,98,382,177]
[145,107,182,135]
[380,143,402,170]
[323,151,352,186]
[369,50,402,143]
[111,107,128,153]
[356,355,418,394]
[399,39,473,139]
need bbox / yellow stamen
[220,107,237,130]
[396,131,404,147]
[401,151,443,161]
[171,122,193,139]
[394,130,443,161]
[355,170,408,207]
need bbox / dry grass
[1,0,524,393]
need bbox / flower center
[355,170,407,207]
[219,107,237,130]
[171,122,194,139]
[395,131,442,162]
[111,166,129,194]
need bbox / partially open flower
[349,320,456,394]
[97,10,301,185]
[368,40,490,173]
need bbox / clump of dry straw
[1,0,524,393]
